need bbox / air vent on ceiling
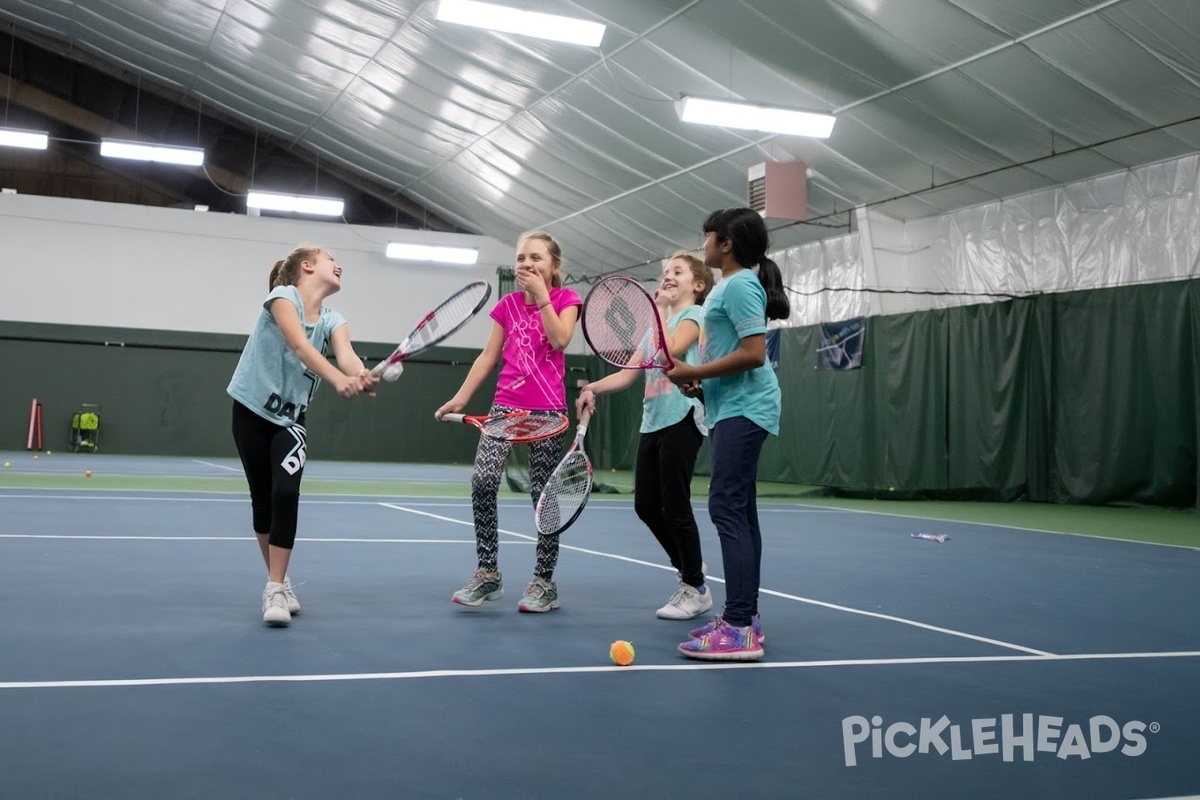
[748,161,807,221]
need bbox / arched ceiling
[2,0,1199,278]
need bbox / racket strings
[584,280,662,367]
[484,413,566,442]
[409,284,490,351]
[537,453,591,533]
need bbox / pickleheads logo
[842,714,1158,767]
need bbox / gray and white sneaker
[656,581,713,620]
[262,581,291,627]
[452,570,504,607]
[282,577,301,615]
[517,577,560,613]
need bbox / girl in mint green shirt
[578,251,715,621]
[667,208,791,662]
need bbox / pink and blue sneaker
[678,617,764,661]
[689,614,764,644]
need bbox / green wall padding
[4,278,1197,508]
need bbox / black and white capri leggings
[231,400,308,550]
[470,404,568,580]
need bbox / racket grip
[576,408,592,431]
[440,413,465,424]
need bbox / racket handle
[440,413,465,424]
[576,408,592,431]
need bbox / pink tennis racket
[581,276,673,370]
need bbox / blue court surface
[0,453,1197,800]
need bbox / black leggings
[634,411,705,586]
[231,400,307,550]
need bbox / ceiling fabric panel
[3,0,1200,277]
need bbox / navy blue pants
[707,416,768,628]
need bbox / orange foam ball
[609,640,635,667]
[84,470,92,478]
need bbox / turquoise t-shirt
[699,269,780,436]
[227,285,347,427]
[641,305,704,434]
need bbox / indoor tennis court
[0,452,1197,799]
[4,2,1200,799]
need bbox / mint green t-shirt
[699,269,780,436]
[227,285,346,427]
[641,305,704,434]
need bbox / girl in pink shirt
[435,231,582,612]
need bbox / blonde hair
[269,245,324,289]
[668,248,714,304]
[518,230,564,288]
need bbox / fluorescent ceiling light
[386,242,480,265]
[0,127,49,150]
[100,139,205,166]
[435,0,605,47]
[246,191,345,217]
[676,96,836,138]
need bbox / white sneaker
[282,577,301,615]
[262,581,291,627]
[656,581,713,620]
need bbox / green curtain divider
[3,279,1196,508]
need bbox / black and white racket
[534,409,594,536]
[371,281,492,381]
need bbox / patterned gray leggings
[471,405,569,580]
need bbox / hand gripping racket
[534,408,594,536]
[581,275,673,371]
[440,411,569,443]
[370,281,492,381]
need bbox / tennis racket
[440,411,569,443]
[581,275,673,370]
[534,408,594,536]
[370,281,492,381]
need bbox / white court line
[192,459,241,473]
[2,650,1197,690]
[380,503,1053,656]
[0,494,469,506]
[0,535,482,543]
[0,492,626,508]
[765,502,1200,552]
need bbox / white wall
[0,192,518,349]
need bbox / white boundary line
[380,503,1054,656]
[781,502,1200,552]
[2,650,1197,690]
[0,535,482,543]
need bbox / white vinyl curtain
[778,152,1200,326]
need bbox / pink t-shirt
[490,288,582,410]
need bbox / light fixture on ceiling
[676,96,837,138]
[435,0,606,47]
[100,139,205,166]
[0,127,49,150]
[246,191,345,217]
[385,242,480,265]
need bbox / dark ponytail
[757,257,791,321]
[701,208,791,321]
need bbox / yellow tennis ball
[3,461,9,468]
[609,640,635,667]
